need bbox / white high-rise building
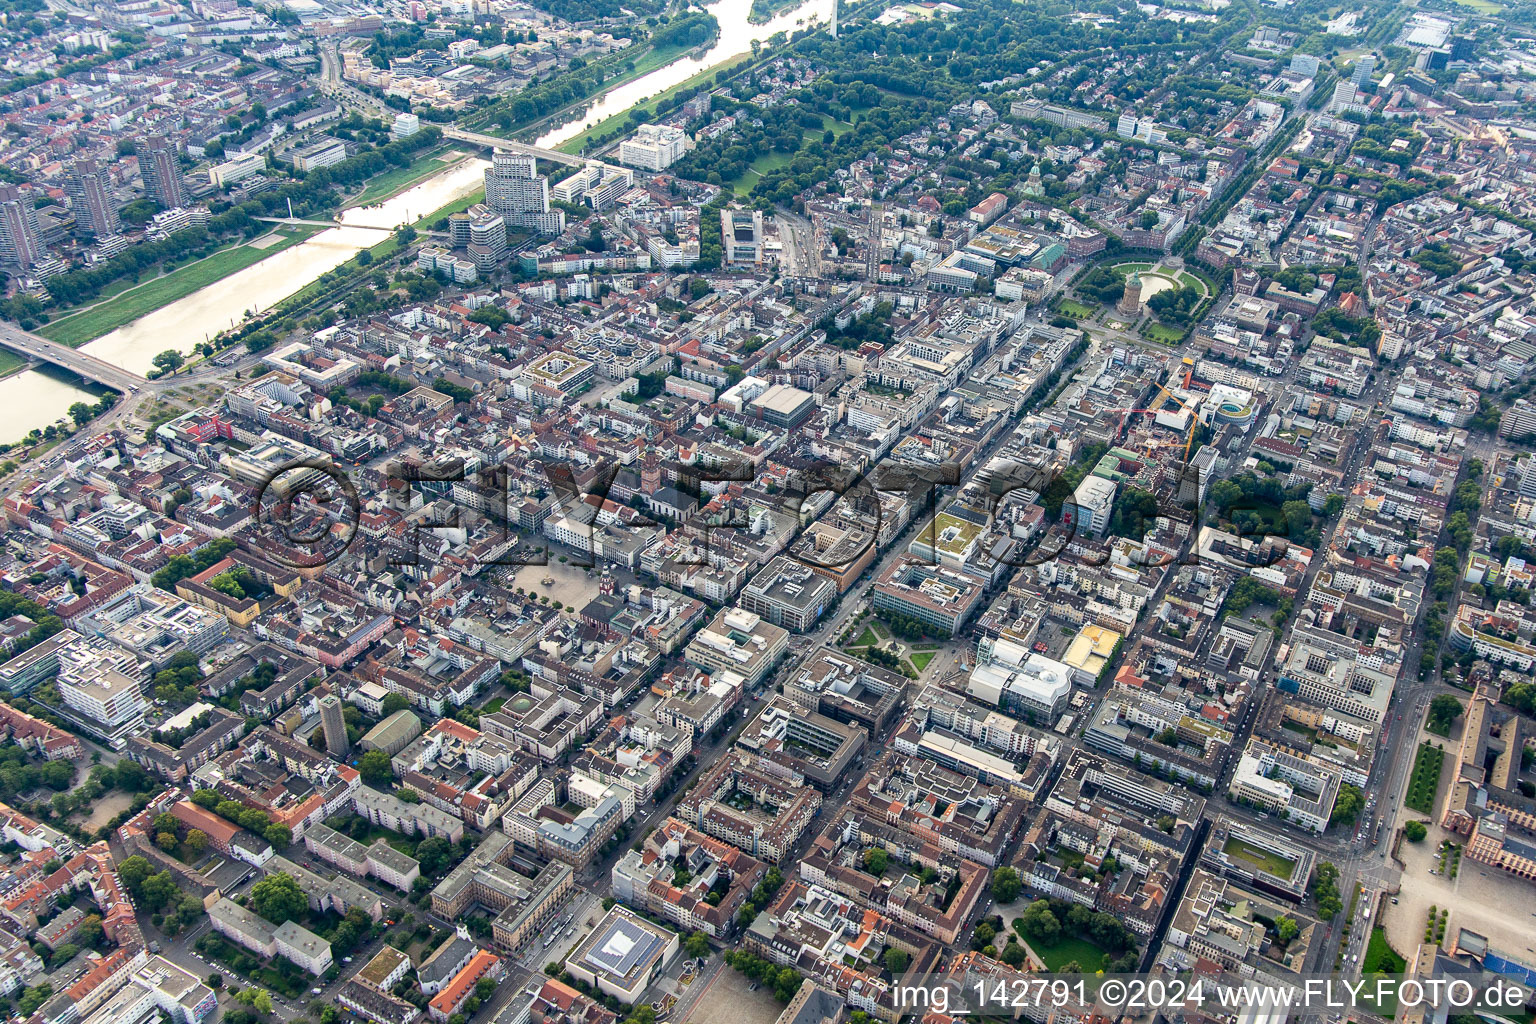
[617,124,689,172]
[0,185,44,270]
[391,113,421,140]
[483,152,565,235]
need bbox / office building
[721,208,764,265]
[291,137,347,173]
[617,124,689,171]
[483,152,565,235]
[682,607,788,689]
[870,556,988,637]
[0,185,44,270]
[139,137,187,209]
[1350,53,1377,85]
[56,645,148,749]
[965,641,1074,723]
[391,113,421,140]
[320,694,351,757]
[564,907,678,1005]
[66,160,120,237]
[1063,474,1116,538]
[739,556,836,633]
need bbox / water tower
[1118,270,1144,318]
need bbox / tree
[685,932,710,959]
[152,349,185,374]
[416,836,452,875]
[1330,784,1364,827]
[1018,900,1060,945]
[1404,820,1428,842]
[359,749,394,783]
[118,854,152,893]
[264,823,292,848]
[156,831,178,852]
[1000,941,1028,968]
[19,984,52,1015]
[990,866,1022,904]
[883,948,910,974]
[1427,695,1463,736]
[863,847,889,875]
[381,692,412,716]
[141,871,179,911]
[79,914,104,948]
[250,872,308,925]
[1276,916,1299,944]
[186,829,209,854]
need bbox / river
[0,159,490,442]
[536,0,833,149]
[0,0,831,443]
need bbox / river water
[536,0,833,148]
[0,0,830,442]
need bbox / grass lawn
[38,226,323,348]
[1453,0,1501,11]
[1175,270,1210,294]
[730,150,796,196]
[1056,299,1096,319]
[852,627,879,647]
[352,149,451,206]
[415,188,485,229]
[1110,261,1154,274]
[556,51,757,156]
[1144,323,1185,344]
[1360,928,1407,1015]
[0,349,27,379]
[807,113,855,141]
[1222,836,1297,877]
[1028,934,1112,972]
[910,651,936,672]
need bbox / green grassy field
[1028,935,1112,972]
[1056,299,1096,319]
[1145,323,1186,344]
[910,651,936,672]
[415,189,485,229]
[39,227,324,348]
[0,350,27,379]
[1361,928,1407,1015]
[731,150,796,196]
[352,150,452,206]
[1223,837,1297,876]
[555,52,758,156]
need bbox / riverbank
[349,147,467,207]
[457,31,715,140]
[554,51,757,156]
[37,225,326,349]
